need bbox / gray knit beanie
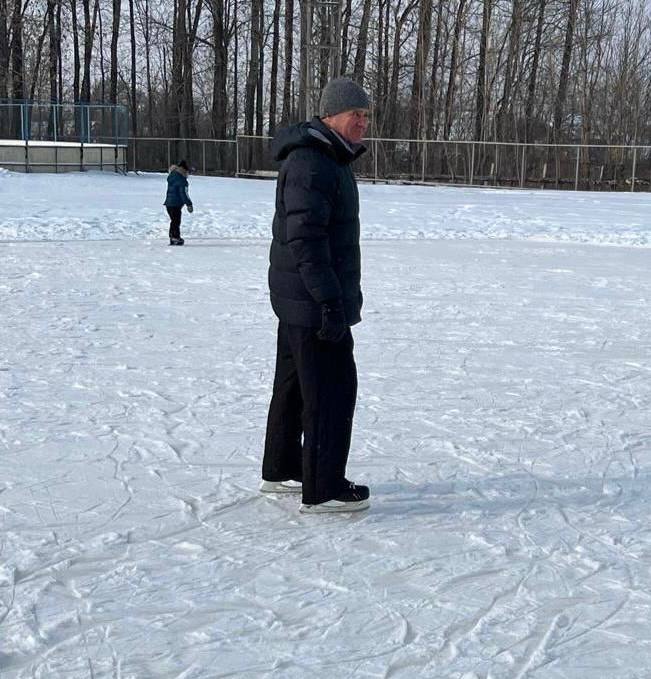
[319,77,370,117]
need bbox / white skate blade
[299,498,370,514]
[259,479,302,494]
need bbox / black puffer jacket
[268,117,365,328]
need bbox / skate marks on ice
[2,239,651,677]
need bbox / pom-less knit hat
[319,77,370,117]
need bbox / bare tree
[444,0,468,140]
[352,0,372,84]
[268,0,280,134]
[244,0,261,135]
[474,0,492,142]
[280,0,294,124]
[0,0,8,101]
[129,0,137,136]
[408,0,432,140]
[109,0,121,104]
[10,0,24,102]
[210,0,228,137]
[524,0,546,142]
[553,0,579,141]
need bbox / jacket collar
[272,118,366,165]
[309,117,366,164]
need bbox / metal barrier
[0,100,128,145]
[127,137,237,176]
[6,123,648,190]
[231,135,651,192]
[0,140,127,173]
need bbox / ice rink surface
[2,171,651,678]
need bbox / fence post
[574,145,580,191]
[421,141,426,183]
[203,140,206,175]
[494,143,499,184]
[374,139,378,183]
[20,103,26,141]
[167,140,171,170]
[53,105,58,143]
[235,135,240,176]
[470,143,475,186]
[132,138,137,172]
[25,138,29,173]
[631,147,637,192]
[520,145,526,188]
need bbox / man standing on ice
[260,77,371,514]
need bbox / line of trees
[1,0,651,145]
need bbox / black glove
[317,300,347,342]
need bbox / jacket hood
[168,164,189,177]
[272,117,366,164]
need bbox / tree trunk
[28,10,49,104]
[184,0,203,138]
[47,0,57,136]
[474,0,491,142]
[268,0,280,134]
[80,0,93,101]
[210,0,227,138]
[233,0,239,134]
[408,0,432,140]
[70,0,80,102]
[128,0,137,136]
[352,0,371,84]
[171,0,186,137]
[255,0,263,137]
[97,0,105,105]
[56,0,62,105]
[553,0,579,141]
[426,0,444,139]
[10,0,23,101]
[110,0,121,104]
[444,0,468,140]
[386,2,417,138]
[280,0,293,125]
[373,0,385,132]
[0,0,8,101]
[525,0,546,142]
[142,0,154,134]
[340,0,351,74]
[244,0,261,136]
[497,0,521,142]
[298,0,308,119]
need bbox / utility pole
[303,0,342,119]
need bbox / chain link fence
[3,113,650,190]
[1,100,128,144]
[146,135,647,191]
[229,135,651,192]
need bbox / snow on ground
[2,171,651,678]
[2,169,651,245]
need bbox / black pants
[263,322,358,505]
[167,206,182,239]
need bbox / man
[260,77,371,514]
